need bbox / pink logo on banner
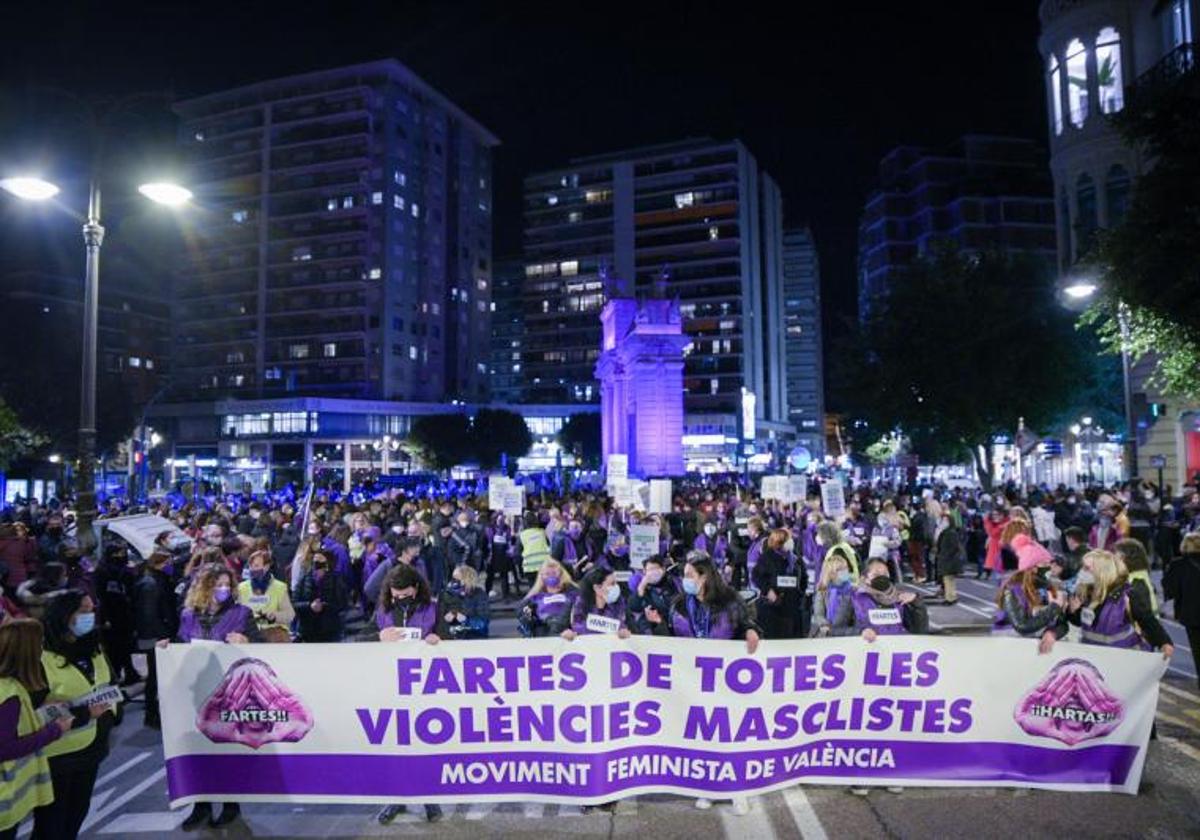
[1014,658,1124,746]
[196,657,314,749]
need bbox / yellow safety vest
[520,528,551,575]
[0,678,54,830]
[40,650,112,759]
[238,578,290,630]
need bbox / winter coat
[178,601,259,643]
[1164,552,1200,627]
[933,524,965,577]
[133,569,179,647]
[293,570,349,642]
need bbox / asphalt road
[50,574,1200,839]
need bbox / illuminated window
[326,198,338,211]
[1096,27,1124,114]
[226,351,245,364]
[394,195,405,210]
[411,203,420,218]
[675,192,695,208]
[371,191,383,205]
[1048,56,1063,135]
[585,189,611,204]
[394,170,406,186]
[232,209,249,224]
[1172,0,1193,48]
[546,195,559,206]
[1066,39,1089,127]
[323,342,337,358]
[342,196,354,209]
[369,267,382,279]
[710,378,719,395]
[708,225,720,241]
[289,344,310,359]
[409,346,418,360]
[292,246,311,262]
[542,300,550,313]
[272,412,308,433]
[129,356,142,368]
[194,130,206,142]
[568,211,582,223]
[476,279,488,291]
[146,359,155,370]
[560,260,578,276]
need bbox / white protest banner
[610,480,636,509]
[628,524,660,568]
[648,479,672,514]
[101,514,191,559]
[500,484,525,517]
[821,479,846,519]
[787,475,809,505]
[761,476,787,501]
[606,454,628,484]
[488,476,512,511]
[158,637,1164,807]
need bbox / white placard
[629,524,660,568]
[869,535,890,558]
[501,484,525,517]
[488,476,511,511]
[397,627,423,641]
[648,480,672,514]
[585,613,622,634]
[868,608,902,626]
[821,479,846,518]
[776,575,798,589]
[613,571,632,584]
[606,454,628,484]
[761,476,788,500]
[611,480,636,508]
[787,475,808,504]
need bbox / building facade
[1038,0,1198,486]
[857,135,1058,321]
[521,139,789,421]
[171,60,499,404]
[487,257,525,404]
[781,229,825,461]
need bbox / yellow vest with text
[238,578,290,629]
[520,528,551,575]
[40,650,111,759]
[0,678,54,830]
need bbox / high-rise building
[781,229,824,461]
[857,135,1057,321]
[487,257,525,404]
[172,59,499,404]
[521,139,789,433]
[1038,0,1199,486]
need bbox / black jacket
[293,571,349,642]
[1164,552,1200,627]
[133,569,179,644]
[751,548,805,639]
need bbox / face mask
[644,569,663,584]
[71,612,96,637]
[394,597,415,610]
[252,570,270,583]
[682,578,700,596]
[604,584,621,603]
[1076,569,1096,586]
[784,539,795,554]
[543,574,560,589]
[704,525,717,537]
[213,587,231,604]
[836,570,852,586]
[869,575,891,593]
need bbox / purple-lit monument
[595,269,690,478]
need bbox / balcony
[1131,43,1196,105]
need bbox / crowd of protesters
[0,471,1197,832]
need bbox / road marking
[1168,665,1199,680]
[97,811,185,834]
[719,796,773,839]
[1156,709,1194,729]
[782,785,830,840]
[94,752,152,789]
[1160,682,1200,703]
[1161,735,1200,764]
[78,768,167,834]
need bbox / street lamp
[1058,273,1138,481]
[1,173,191,555]
[372,434,400,479]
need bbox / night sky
[0,0,1047,334]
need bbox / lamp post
[1060,276,1138,481]
[0,175,191,554]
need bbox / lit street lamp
[1,173,191,553]
[1058,273,1138,480]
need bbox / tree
[557,413,602,469]
[470,408,532,470]
[1086,71,1200,401]
[833,249,1118,489]
[406,414,473,472]
[0,398,46,472]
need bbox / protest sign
[787,475,808,505]
[159,637,1164,806]
[606,454,628,484]
[648,480,672,514]
[500,484,524,517]
[821,479,846,518]
[488,476,512,512]
[628,524,660,568]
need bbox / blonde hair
[818,554,850,591]
[1182,533,1200,555]
[453,565,480,592]
[184,564,237,611]
[1083,549,1128,608]
[526,559,576,596]
[1000,519,1031,545]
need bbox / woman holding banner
[811,553,854,637]
[366,564,446,825]
[752,529,805,639]
[563,566,632,639]
[629,556,681,634]
[518,560,578,637]
[0,619,68,840]
[656,553,758,815]
[169,566,261,829]
[991,535,1066,653]
[1061,550,1173,657]
[32,592,119,840]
